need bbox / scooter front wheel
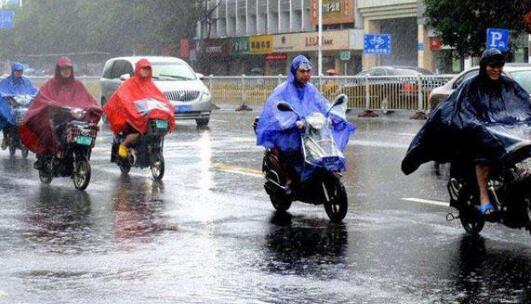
[73,158,91,190]
[323,176,348,223]
[269,194,292,212]
[38,162,53,185]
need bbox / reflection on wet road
[0,110,529,303]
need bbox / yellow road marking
[211,162,262,178]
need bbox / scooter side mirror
[332,94,348,108]
[119,73,131,81]
[277,102,294,112]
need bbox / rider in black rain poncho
[402,48,531,215]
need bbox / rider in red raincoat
[20,57,102,169]
[104,58,175,158]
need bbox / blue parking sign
[364,34,391,55]
[486,28,510,51]
[0,10,15,29]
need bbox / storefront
[272,30,362,75]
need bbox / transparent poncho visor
[302,112,344,166]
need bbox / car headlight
[201,91,212,102]
[306,112,326,130]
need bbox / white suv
[100,56,212,127]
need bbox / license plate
[155,120,169,129]
[176,105,192,113]
[76,135,92,146]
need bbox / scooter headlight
[71,108,87,120]
[306,112,326,130]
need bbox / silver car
[100,56,212,127]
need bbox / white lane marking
[349,140,409,149]
[397,132,416,137]
[211,163,263,178]
[401,197,449,208]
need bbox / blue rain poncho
[0,62,38,129]
[402,49,531,175]
[256,55,355,179]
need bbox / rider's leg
[1,128,8,150]
[475,164,493,213]
[118,133,140,158]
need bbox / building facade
[191,0,530,76]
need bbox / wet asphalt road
[0,108,529,304]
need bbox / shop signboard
[204,39,229,56]
[231,37,250,56]
[266,54,287,61]
[273,30,350,53]
[250,35,273,54]
[310,0,355,25]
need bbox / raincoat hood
[134,58,153,82]
[479,48,505,82]
[104,58,175,135]
[289,55,313,85]
[54,56,75,82]
[11,62,24,74]
[19,57,101,154]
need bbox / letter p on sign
[487,28,509,51]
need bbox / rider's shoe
[118,145,129,158]
[1,138,7,150]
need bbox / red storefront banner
[266,54,288,61]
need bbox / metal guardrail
[205,75,456,112]
[27,75,456,113]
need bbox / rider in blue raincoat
[256,55,355,186]
[0,62,38,149]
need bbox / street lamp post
[318,0,322,77]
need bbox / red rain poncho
[20,57,102,154]
[104,59,175,134]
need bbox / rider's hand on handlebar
[295,120,305,130]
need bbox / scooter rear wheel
[73,158,91,190]
[269,195,292,212]
[458,194,485,235]
[38,160,53,185]
[8,144,16,157]
[323,176,348,223]
[21,148,29,159]
[150,152,165,181]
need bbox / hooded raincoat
[0,62,38,129]
[104,59,175,135]
[256,55,355,180]
[20,57,102,154]
[402,49,531,175]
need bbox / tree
[424,0,531,57]
[0,0,204,59]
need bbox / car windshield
[151,62,197,81]
[508,70,531,93]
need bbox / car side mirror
[277,102,294,112]
[196,73,205,80]
[119,73,131,81]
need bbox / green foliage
[0,0,203,58]
[424,0,531,56]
